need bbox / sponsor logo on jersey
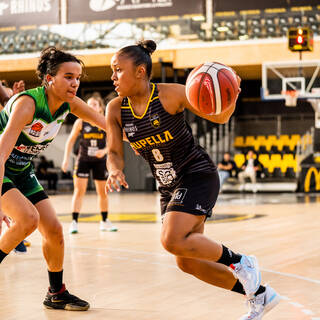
[83,133,104,139]
[84,125,91,132]
[150,113,160,128]
[124,123,138,138]
[29,122,43,137]
[15,144,48,155]
[171,188,187,204]
[154,162,176,185]
[130,130,173,149]
[195,204,207,213]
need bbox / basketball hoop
[282,90,299,107]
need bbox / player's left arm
[70,96,106,131]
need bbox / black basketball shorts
[159,170,220,218]
[74,159,108,180]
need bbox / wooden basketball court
[1,192,319,320]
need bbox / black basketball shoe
[43,284,90,311]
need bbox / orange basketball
[185,62,239,115]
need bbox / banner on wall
[213,0,319,12]
[0,0,60,29]
[67,0,204,23]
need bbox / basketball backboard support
[308,88,320,128]
[261,60,320,102]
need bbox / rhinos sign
[0,0,59,28]
[67,0,204,23]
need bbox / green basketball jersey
[0,86,70,171]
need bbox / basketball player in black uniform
[62,95,117,233]
[105,40,280,319]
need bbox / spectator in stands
[61,93,117,234]
[217,152,236,187]
[238,150,261,192]
[36,155,58,192]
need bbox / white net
[282,90,299,107]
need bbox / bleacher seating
[233,134,306,154]
[233,133,302,181]
[234,153,245,169]
[0,29,106,54]
[213,6,320,42]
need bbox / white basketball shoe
[69,220,78,234]
[239,285,281,319]
[100,220,118,232]
[231,255,261,298]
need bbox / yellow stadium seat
[281,154,292,173]
[290,134,301,143]
[280,135,291,151]
[269,154,282,173]
[258,154,270,169]
[265,135,277,152]
[256,135,268,152]
[267,135,277,141]
[234,153,245,169]
[279,134,290,141]
[234,136,244,148]
[274,139,284,152]
[286,134,301,151]
[244,136,256,148]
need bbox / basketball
[185,62,239,115]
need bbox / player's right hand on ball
[106,170,129,192]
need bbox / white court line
[70,245,320,286]
[261,268,320,285]
[66,245,320,318]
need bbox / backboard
[261,60,320,102]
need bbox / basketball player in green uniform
[62,95,117,233]
[105,40,280,319]
[0,47,106,311]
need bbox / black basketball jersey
[121,83,215,188]
[78,121,106,161]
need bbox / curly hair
[36,46,84,85]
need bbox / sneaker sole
[44,303,89,311]
[100,228,118,232]
[14,250,27,254]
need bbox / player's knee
[160,233,182,255]
[18,211,39,235]
[46,220,64,242]
[74,188,85,197]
